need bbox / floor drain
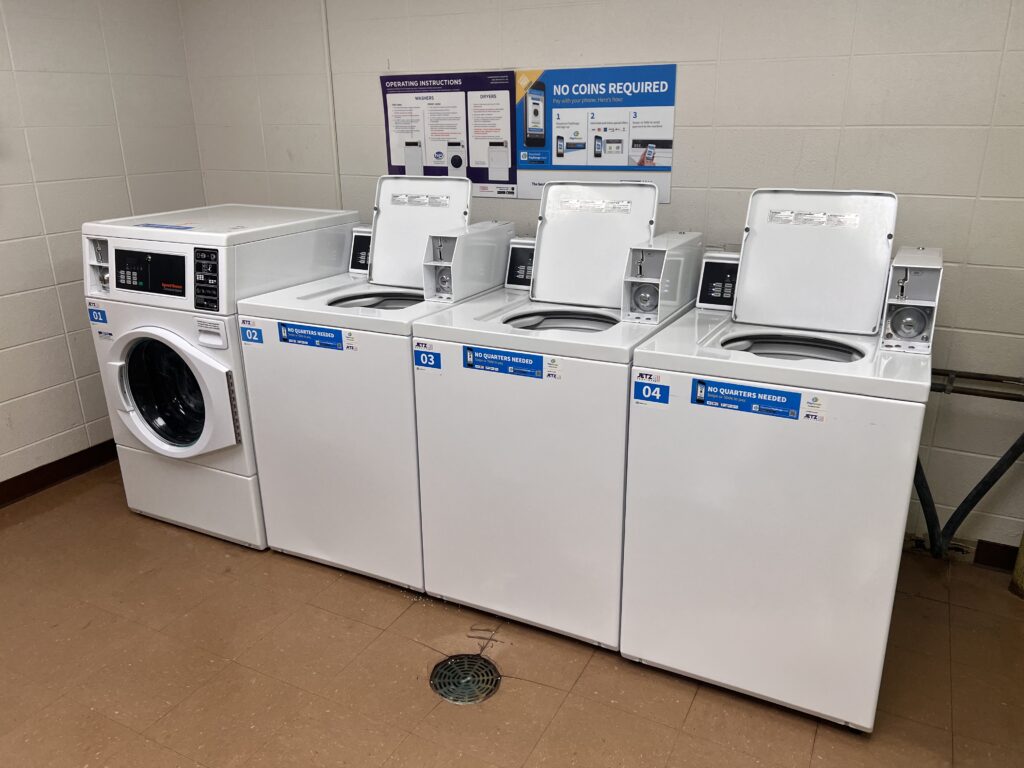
[429,654,501,704]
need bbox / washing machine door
[107,326,239,459]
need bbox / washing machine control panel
[193,248,220,312]
[114,249,185,297]
[696,254,739,310]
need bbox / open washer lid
[368,176,471,289]
[733,189,897,335]
[530,181,657,309]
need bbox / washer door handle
[107,360,132,413]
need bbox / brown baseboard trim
[974,539,1018,572]
[0,440,117,509]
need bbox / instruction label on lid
[767,210,860,228]
[390,193,450,208]
[559,198,632,214]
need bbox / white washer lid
[530,181,657,309]
[733,189,897,335]
[368,176,471,289]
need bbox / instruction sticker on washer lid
[559,199,632,214]
[463,345,543,379]
[767,210,860,228]
[390,193,450,207]
[277,321,344,351]
[690,378,801,420]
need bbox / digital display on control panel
[506,245,535,288]
[193,248,219,311]
[114,250,185,296]
[698,260,737,308]
[350,233,371,272]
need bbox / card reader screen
[350,233,371,271]
[698,260,737,308]
[506,246,534,288]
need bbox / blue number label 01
[633,380,669,403]
[241,327,263,344]
[88,308,107,323]
[414,350,441,369]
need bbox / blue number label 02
[242,327,263,344]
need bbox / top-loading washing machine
[238,177,513,589]
[412,181,703,647]
[620,189,942,731]
[82,205,359,547]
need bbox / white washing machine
[620,189,941,731]
[238,177,513,589]
[82,205,358,548]
[413,182,703,647]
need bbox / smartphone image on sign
[645,143,656,163]
[594,135,603,158]
[556,135,564,158]
[524,81,546,148]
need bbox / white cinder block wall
[4,0,1022,548]
[0,0,205,482]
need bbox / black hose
[914,458,943,558]
[939,430,1024,554]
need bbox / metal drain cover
[429,654,501,704]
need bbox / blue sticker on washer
[691,378,801,420]
[241,327,263,344]
[633,380,670,403]
[463,345,542,378]
[88,308,107,324]
[413,349,441,369]
[135,223,195,230]
[278,322,343,350]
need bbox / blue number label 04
[633,381,669,404]
[414,350,441,369]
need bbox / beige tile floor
[1,463,1022,767]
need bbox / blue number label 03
[241,327,263,344]
[633,380,669,404]
[414,350,441,369]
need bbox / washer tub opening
[721,334,865,363]
[329,291,424,310]
[504,309,618,333]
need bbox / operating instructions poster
[381,70,516,198]
[380,64,676,201]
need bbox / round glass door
[125,338,205,446]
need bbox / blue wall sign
[277,322,344,350]
[691,378,801,420]
[463,345,543,379]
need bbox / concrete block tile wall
[2,0,1022,548]
[0,0,204,482]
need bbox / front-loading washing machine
[620,189,942,731]
[412,181,703,647]
[238,177,513,589]
[82,205,359,547]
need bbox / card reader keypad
[194,248,219,312]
